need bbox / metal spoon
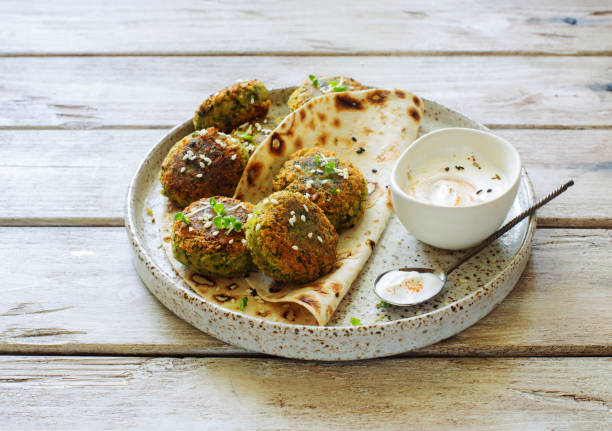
[374,180,575,306]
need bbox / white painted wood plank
[0,56,610,128]
[1,129,608,226]
[0,356,610,430]
[0,227,609,356]
[1,0,611,55]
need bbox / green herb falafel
[273,148,368,230]
[172,197,254,278]
[245,190,338,284]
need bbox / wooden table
[1,1,610,428]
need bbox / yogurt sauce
[375,271,444,305]
[403,146,507,207]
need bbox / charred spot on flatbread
[412,95,421,107]
[367,239,376,250]
[394,89,407,98]
[299,109,306,121]
[366,89,389,105]
[332,118,341,128]
[334,93,364,111]
[408,106,421,122]
[246,161,264,186]
[269,133,285,156]
[298,295,321,312]
[317,112,327,122]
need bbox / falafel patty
[194,80,271,132]
[273,148,368,231]
[160,127,250,207]
[172,197,254,278]
[287,75,367,111]
[245,190,338,284]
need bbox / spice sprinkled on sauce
[403,147,506,207]
[375,271,444,304]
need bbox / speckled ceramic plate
[125,88,536,360]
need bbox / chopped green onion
[235,131,253,141]
[222,217,231,229]
[308,74,319,87]
[174,212,190,224]
[325,160,336,173]
[233,220,243,231]
[209,197,216,206]
[332,85,347,92]
[378,300,390,308]
[330,81,338,87]
[314,154,320,165]
[213,202,225,215]
[374,314,386,323]
[239,296,248,311]
[329,188,338,195]
[350,317,362,326]
[213,215,223,229]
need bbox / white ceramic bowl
[390,128,522,250]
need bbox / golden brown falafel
[245,190,337,284]
[194,80,271,132]
[287,75,367,111]
[160,128,250,208]
[273,147,368,230]
[172,196,254,278]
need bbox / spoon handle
[445,179,575,276]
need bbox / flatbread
[235,88,423,325]
[158,88,423,326]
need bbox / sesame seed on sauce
[255,223,261,231]
[291,245,299,251]
[300,215,306,222]
[231,154,237,161]
[229,239,234,245]
[241,239,247,245]
[196,173,203,178]
[204,221,212,228]
[308,232,313,238]
[317,236,323,243]
[303,204,309,212]
[199,162,206,168]
[180,167,186,173]
[213,230,220,236]
[189,227,194,232]
[271,198,279,204]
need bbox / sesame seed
[255,223,261,231]
[251,97,254,104]
[199,162,205,168]
[301,215,306,222]
[303,204,309,212]
[180,167,186,173]
[247,213,253,219]
[213,230,220,236]
[292,245,299,251]
[263,198,269,204]
[196,173,203,178]
[271,198,279,204]
[231,154,237,160]
[290,210,295,215]
[204,221,212,228]
[304,193,311,198]
[229,239,234,244]
[189,227,194,232]
[317,236,323,243]
[308,232,313,238]
[241,239,247,245]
